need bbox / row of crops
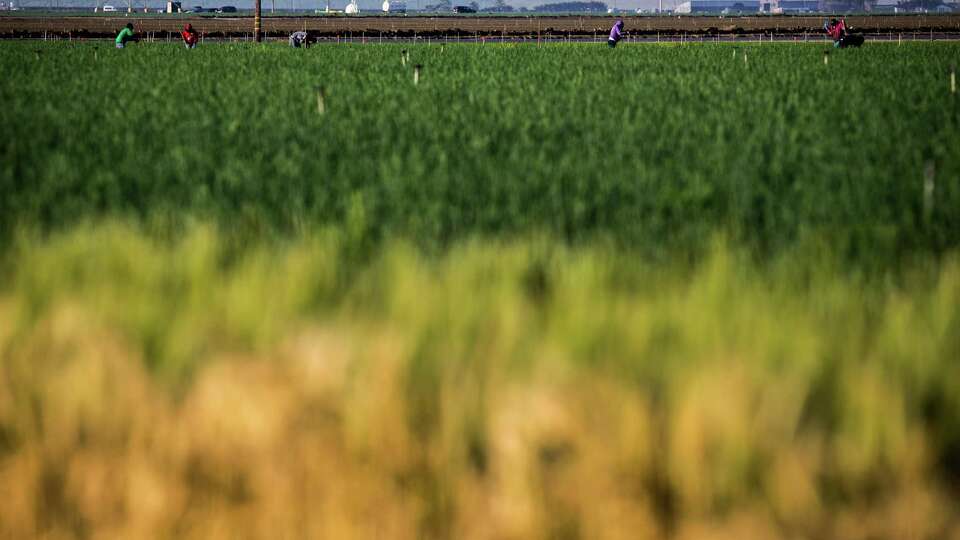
[1,41,959,538]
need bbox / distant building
[772,0,819,11]
[675,0,759,12]
[870,0,899,11]
[881,0,957,11]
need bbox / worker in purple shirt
[608,17,624,48]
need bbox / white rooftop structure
[772,0,819,11]
[675,0,759,12]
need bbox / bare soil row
[2,14,959,39]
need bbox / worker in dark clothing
[289,31,315,48]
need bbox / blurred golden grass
[1,223,959,539]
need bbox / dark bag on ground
[840,34,864,48]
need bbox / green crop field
[3,41,959,258]
[1,41,959,539]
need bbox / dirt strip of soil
[3,14,960,39]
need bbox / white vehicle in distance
[101,4,118,11]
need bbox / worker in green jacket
[115,23,137,49]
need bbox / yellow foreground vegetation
[1,225,958,539]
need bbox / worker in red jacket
[824,18,864,48]
[181,23,199,49]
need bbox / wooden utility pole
[254,0,262,42]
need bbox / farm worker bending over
[824,18,864,48]
[608,18,624,48]
[289,31,314,48]
[181,23,199,49]
[115,23,137,49]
